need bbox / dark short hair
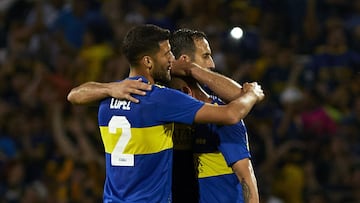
[122,24,170,66]
[170,28,207,60]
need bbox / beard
[152,67,171,86]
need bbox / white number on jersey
[108,116,134,166]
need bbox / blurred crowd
[0,0,359,202]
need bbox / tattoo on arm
[241,178,251,203]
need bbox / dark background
[0,0,359,202]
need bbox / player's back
[97,77,204,203]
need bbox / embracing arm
[67,78,152,105]
[171,60,242,103]
[232,159,259,203]
[189,64,243,103]
[194,82,264,125]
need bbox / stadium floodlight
[230,26,243,40]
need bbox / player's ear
[181,86,193,96]
[179,54,191,62]
[142,56,153,69]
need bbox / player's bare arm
[194,82,264,125]
[171,59,243,103]
[67,78,152,105]
[232,159,259,203]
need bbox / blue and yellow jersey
[98,76,204,203]
[193,98,251,203]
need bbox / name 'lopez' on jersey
[110,98,131,110]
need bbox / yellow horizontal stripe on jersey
[100,123,174,154]
[195,152,233,178]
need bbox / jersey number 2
[108,116,134,166]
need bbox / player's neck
[129,67,155,84]
[194,84,212,103]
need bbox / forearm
[227,92,258,122]
[239,174,259,203]
[233,159,259,203]
[224,82,264,124]
[194,82,263,125]
[67,81,110,105]
[190,64,242,103]
[195,91,258,125]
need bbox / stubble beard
[153,68,171,86]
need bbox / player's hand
[108,78,152,103]
[242,82,265,102]
[170,58,197,76]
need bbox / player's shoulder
[153,84,166,89]
[149,84,198,105]
[151,84,181,95]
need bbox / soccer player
[169,76,258,203]
[67,24,264,202]
[170,29,259,203]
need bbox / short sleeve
[216,121,251,166]
[151,86,205,125]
